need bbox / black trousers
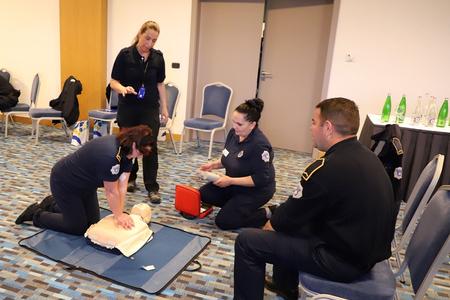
[233,228,329,300]
[33,176,100,235]
[117,106,160,192]
[199,183,273,230]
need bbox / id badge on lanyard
[138,57,149,100]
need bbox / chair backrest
[165,82,180,119]
[401,154,445,233]
[108,90,119,110]
[401,185,450,299]
[200,82,233,120]
[30,73,40,107]
[0,68,10,82]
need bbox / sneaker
[127,181,137,193]
[264,277,299,300]
[148,191,161,204]
[15,203,40,225]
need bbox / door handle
[260,70,272,79]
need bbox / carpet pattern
[0,123,448,299]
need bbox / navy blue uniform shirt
[111,46,165,109]
[221,127,275,193]
[51,135,133,190]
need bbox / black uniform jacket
[271,137,396,277]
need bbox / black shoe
[127,181,137,193]
[38,195,55,211]
[148,191,161,204]
[268,204,279,215]
[264,278,299,300]
[15,203,40,225]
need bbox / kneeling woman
[199,98,275,230]
[16,125,153,234]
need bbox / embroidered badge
[237,150,244,158]
[394,167,402,180]
[222,148,229,157]
[292,182,303,199]
[110,164,120,175]
[261,150,270,162]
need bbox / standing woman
[110,20,168,204]
[199,98,276,230]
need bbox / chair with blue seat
[179,82,233,159]
[29,76,81,144]
[159,82,180,154]
[0,68,10,82]
[88,89,118,136]
[298,185,450,300]
[4,73,40,137]
[391,154,444,281]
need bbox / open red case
[175,184,213,219]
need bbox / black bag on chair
[371,124,404,212]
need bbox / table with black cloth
[359,114,450,202]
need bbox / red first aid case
[175,184,213,219]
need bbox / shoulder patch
[301,158,325,181]
[115,146,122,162]
[392,137,403,155]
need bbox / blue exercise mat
[19,209,210,294]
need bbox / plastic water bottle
[412,96,423,125]
[381,93,392,122]
[436,98,448,127]
[395,94,407,123]
[425,96,437,127]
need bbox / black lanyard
[141,56,149,85]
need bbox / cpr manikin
[85,203,153,257]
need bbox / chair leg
[169,129,178,155]
[109,120,114,135]
[208,131,216,160]
[4,113,9,137]
[62,121,70,137]
[35,119,41,144]
[196,131,200,147]
[179,128,184,154]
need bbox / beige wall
[2,0,450,138]
[325,0,450,132]
[0,0,61,108]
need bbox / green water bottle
[395,94,407,123]
[436,98,448,127]
[381,93,392,122]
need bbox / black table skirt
[359,115,450,202]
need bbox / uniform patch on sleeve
[115,146,122,162]
[261,150,270,162]
[292,181,303,199]
[394,167,402,179]
[111,164,120,175]
[301,158,325,181]
[392,137,404,155]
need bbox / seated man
[233,98,397,299]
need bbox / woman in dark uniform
[15,125,153,235]
[199,98,276,230]
[110,20,168,204]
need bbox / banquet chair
[88,89,118,135]
[179,82,233,159]
[159,82,180,154]
[4,73,40,137]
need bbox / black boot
[265,277,299,300]
[15,203,40,225]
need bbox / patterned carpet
[0,123,448,299]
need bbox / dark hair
[315,97,360,135]
[235,98,264,123]
[116,125,153,156]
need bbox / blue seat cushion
[2,103,30,112]
[184,118,224,130]
[88,109,117,119]
[29,108,63,118]
[299,260,396,300]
